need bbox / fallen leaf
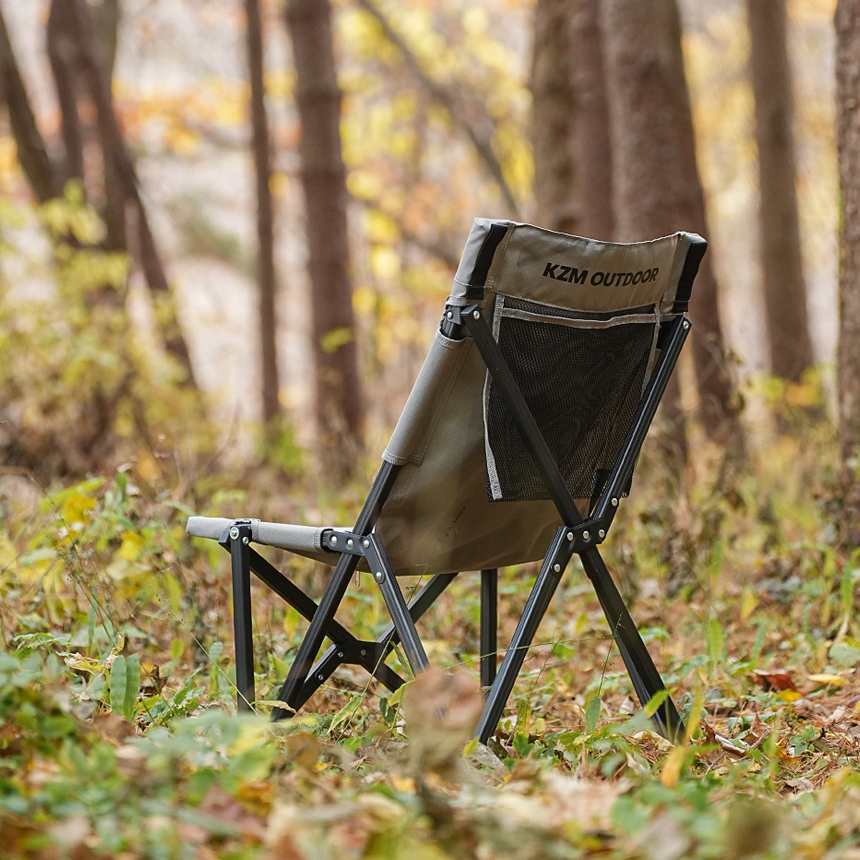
[403,665,483,776]
[630,810,690,860]
[779,690,803,703]
[723,798,782,859]
[543,774,620,832]
[807,673,845,687]
[285,731,320,773]
[786,777,815,793]
[660,745,685,788]
[199,785,267,841]
[752,669,799,692]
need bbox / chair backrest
[376,219,705,577]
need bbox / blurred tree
[245,0,281,430]
[47,0,85,188]
[0,9,60,202]
[530,0,578,233]
[531,0,613,238]
[286,0,364,477]
[570,0,614,240]
[0,0,195,384]
[66,0,196,381]
[602,0,744,457]
[748,0,814,383]
[48,0,126,258]
[836,0,860,491]
[353,0,521,218]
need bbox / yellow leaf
[320,326,354,354]
[740,585,758,622]
[0,534,19,575]
[806,674,845,686]
[227,719,267,756]
[660,745,685,788]
[284,731,320,771]
[0,137,19,179]
[118,531,145,561]
[390,773,415,793]
[784,380,821,408]
[237,780,273,816]
[163,123,200,155]
[60,493,96,527]
[779,690,803,703]
[369,245,400,280]
[269,172,289,198]
[352,285,376,316]
[135,454,161,484]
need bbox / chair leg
[480,569,498,690]
[293,642,405,710]
[578,546,684,741]
[229,523,256,712]
[276,554,359,711]
[366,535,429,674]
[275,461,401,712]
[475,528,569,743]
[287,573,459,712]
[377,573,459,646]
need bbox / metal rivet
[374,571,384,582]
[331,535,337,545]
[318,674,324,681]
[611,498,618,507]
[583,531,590,541]
[446,311,453,319]
[472,310,480,319]
[337,651,344,659]
[360,649,367,657]
[598,529,605,539]
[567,532,573,541]
[363,539,370,548]
[347,539,353,548]
[242,536,249,545]
[553,563,561,573]
[683,320,690,329]
[229,527,239,540]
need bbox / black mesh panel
[486,309,655,502]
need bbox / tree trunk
[601,0,743,452]
[570,0,614,240]
[531,0,578,233]
[748,0,814,383]
[92,0,127,254]
[286,0,364,475]
[66,0,196,384]
[0,9,60,202]
[47,0,85,187]
[246,0,281,428]
[836,0,860,481]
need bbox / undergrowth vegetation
[2,382,860,858]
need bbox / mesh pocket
[484,300,656,502]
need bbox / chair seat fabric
[375,219,701,577]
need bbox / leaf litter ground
[2,420,860,858]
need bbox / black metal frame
[220,302,691,743]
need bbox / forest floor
[2,402,860,859]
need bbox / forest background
[3,0,860,857]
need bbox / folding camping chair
[187,218,707,743]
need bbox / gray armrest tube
[186,516,338,561]
[186,516,233,541]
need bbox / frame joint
[321,530,367,555]
[563,516,613,554]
